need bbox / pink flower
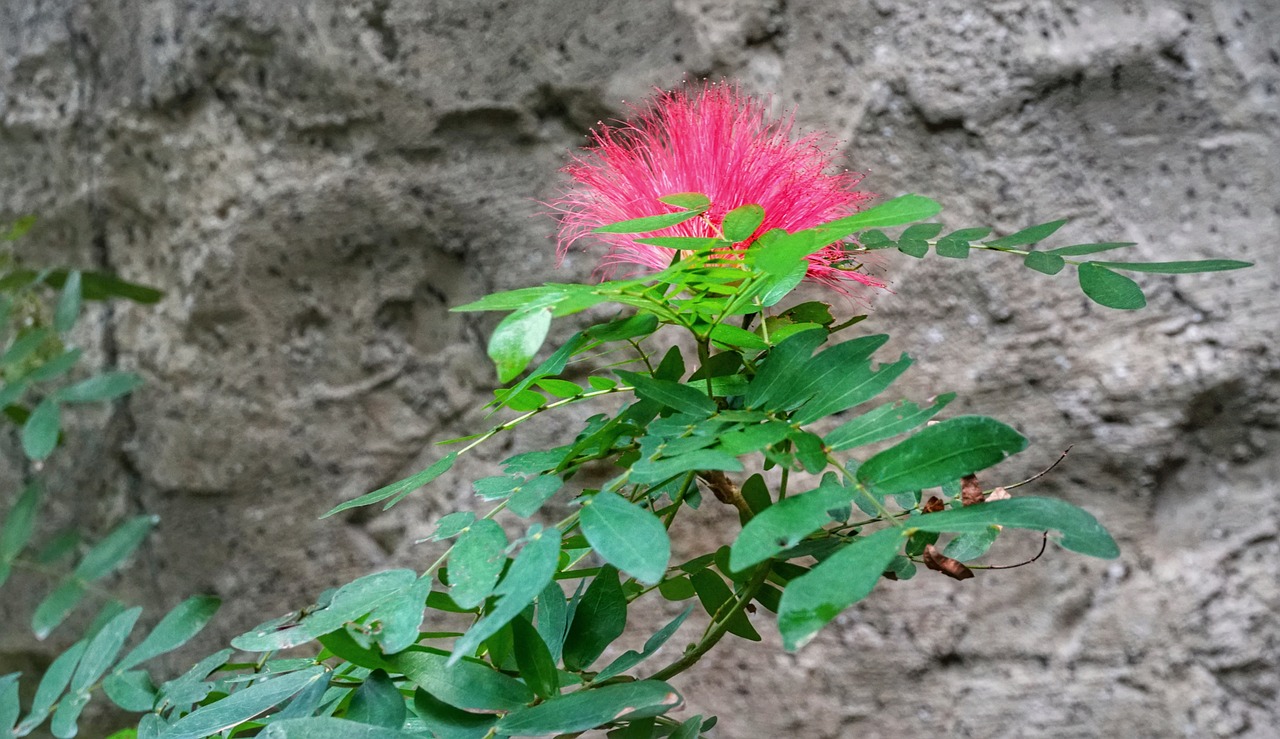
[550,84,886,292]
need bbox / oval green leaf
[579,493,671,586]
[494,680,683,735]
[448,519,508,609]
[908,496,1118,559]
[1078,262,1146,310]
[489,306,553,383]
[856,415,1027,498]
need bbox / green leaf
[908,496,1119,558]
[1092,259,1252,274]
[448,519,508,609]
[510,616,559,700]
[896,239,928,258]
[730,475,852,571]
[21,398,61,460]
[424,512,474,542]
[2,215,36,241]
[562,567,628,671]
[657,193,711,209]
[2,481,41,563]
[824,394,956,451]
[629,449,743,485]
[494,681,683,735]
[722,204,765,242]
[689,570,760,641]
[584,313,660,343]
[506,475,564,518]
[942,527,1000,562]
[450,284,604,315]
[594,606,694,683]
[489,305,554,383]
[579,493,671,586]
[347,670,406,729]
[25,348,82,383]
[116,595,221,672]
[1,327,51,367]
[536,581,569,665]
[742,329,828,411]
[71,606,141,694]
[322,453,457,517]
[53,372,143,403]
[1,672,20,733]
[411,689,496,739]
[258,718,420,738]
[935,227,991,258]
[54,271,82,333]
[232,570,418,652]
[1045,242,1136,257]
[984,219,1067,248]
[31,582,88,640]
[777,527,904,650]
[792,353,913,425]
[103,670,158,712]
[707,322,768,351]
[812,195,943,245]
[159,667,329,739]
[391,651,533,712]
[75,515,158,582]
[449,529,561,665]
[14,640,85,735]
[536,378,583,398]
[51,691,89,738]
[1078,263,1146,310]
[856,229,894,249]
[154,647,232,709]
[615,371,715,417]
[900,223,943,241]
[1023,251,1066,275]
[857,416,1027,498]
[70,271,163,304]
[593,209,707,235]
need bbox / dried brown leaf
[960,474,984,506]
[921,496,945,514]
[923,544,974,580]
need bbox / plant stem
[645,562,771,682]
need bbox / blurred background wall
[1,1,1277,736]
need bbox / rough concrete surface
[1,0,1277,736]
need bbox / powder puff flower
[551,84,886,293]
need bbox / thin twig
[1003,446,1072,491]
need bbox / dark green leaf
[535,581,569,664]
[792,353,913,425]
[448,519,507,609]
[2,480,41,562]
[411,689,496,739]
[857,229,893,249]
[15,640,85,734]
[812,195,943,245]
[494,681,682,735]
[1023,251,1066,275]
[857,416,1027,498]
[908,496,1118,558]
[72,271,164,304]
[594,606,693,683]
[593,209,706,235]
[824,394,956,451]
[670,715,705,739]
[743,329,828,411]
[896,239,928,258]
[579,493,671,586]
[984,219,1067,248]
[788,430,828,473]
[629,449,743,485]
[584,313,660,343]
[32,581,88,640]
[347,670,406,729]
[935,227,991,259]
[53,372,143,403]
[689,570,760,641]
[777,527,904,650]
[730,475,852,571]
[1045,242,1135,257]
[322,453,457,517]
[51,692,88,738]
[615,371,715,417]
[75,515,158,582]
[449,528,561,664]
[2,215,36,241]
[1092,259,1252,274]
[258,718,420,738]
[391,651,533,712]
[901,223,943,241]
[21,398,60,460]
[511,616,559,700]
[116,595,220,672]
[563,567,628,671]
[717,421,791,456]
[489,305,554,383]
[722,204,765,242]
[1078,263,1146,310]
[159,667,328,739]
[154,647,232,709]
[103,670,157,712]
[707,322,768,351]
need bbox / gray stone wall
[2,1,1276,736]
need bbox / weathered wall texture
[2,0,1277,736]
